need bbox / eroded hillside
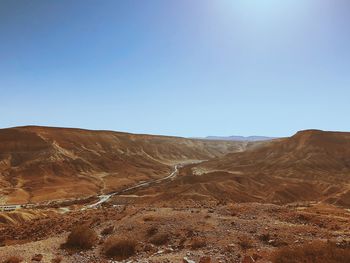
[0,126,247,204]
[122,130,350,207]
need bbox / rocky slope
[0,126,247,204]
[127,130,350,207]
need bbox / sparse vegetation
[103,236,137,260]
[238,235,254,250]
[149,233,169,246]
[146,226,158,237]
[143,215,156,222]
[62,225,98,250]
[31,254,43,261]
[51,257,62,263]
[190,237,207,249]
[3,257,22,263]
[259,232,270,243]
[273,241,350,263]
[269,238,288,247]
[101,225,114,236]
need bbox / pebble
[183,257,196,263]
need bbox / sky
[0,0,349,137]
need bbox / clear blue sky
[0,0,349,137]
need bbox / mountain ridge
[129,129,350,208]
[0,126,250,204]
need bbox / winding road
[1,162,197,213]
[86,164,179,208]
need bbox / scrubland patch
[3,256,22,263]
[273,241,350,263]
[101,225,114,236]
[189,237,207,249]
[238,234,254,250]
[149,233,169,246]
[103,236,137,260]
[62,225,98,250]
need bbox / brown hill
[199,129,350,181]
[0,126,246,204]
[127,130,350,207]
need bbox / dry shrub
[259,232,271,243]
[186,229,196,238]
[63,225,98,250]
[149,233,169,246]
[143,215,156,222]
[270,238,288,247]
[103,236,137,260]
[273,241,350,263]
[238,235,254,250]
[51,257,62,263]
[146,226,158,237]
[31,254,43,261]
[3,257,22,263]
[190,237,207,249]
[101,225,114,236]
[297,213,311,222]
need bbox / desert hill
[123,130,350,207]
[0,126,247,204]
[199,129,350,180]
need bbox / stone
[183,257,196,263]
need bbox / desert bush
[190,237,207,249]
[103,236,137,260]
[269,238,288,247]
[204,214,211,219]
[146,226,158,237]
[296,213,312,223]
[51,257,62,263]
[31,254,43,261]
[238,235,254,250]
[186,228,196,238]
[149,233,169,246]
[63,225,98,250]
[3,257,22,263]
[101,225,114,236]
[259,232,271,243]
[273,241,350,263]
[143,215,156,222]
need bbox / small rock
[183,257,196,263]
[165,247,174,253]
[268,239,275,244]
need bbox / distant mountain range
[203,135,277,141]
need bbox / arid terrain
[0,127,349,263]
[0,126,248,204]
